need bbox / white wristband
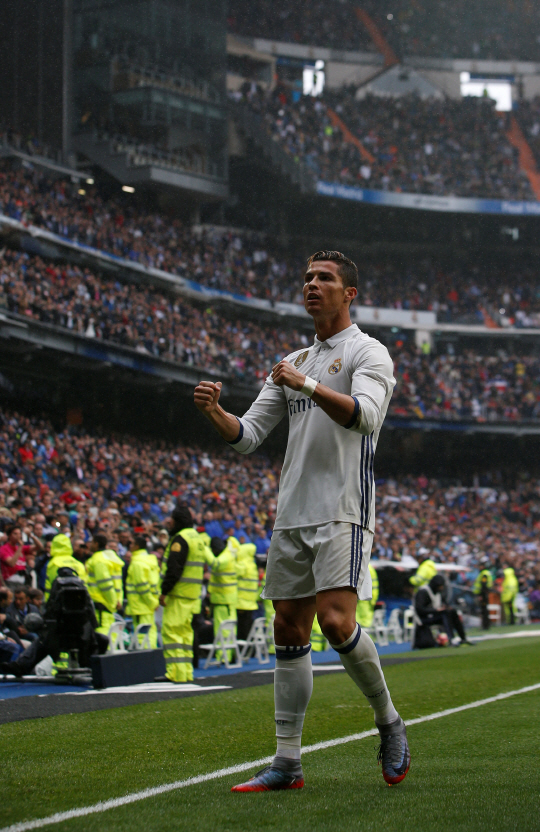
[301,376,318,398]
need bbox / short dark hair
[133,534,147,549]
[306,250,358,290]
[93,533,108,550]
[14,586,28,596]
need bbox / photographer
[414,574,473,647]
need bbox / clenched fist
[194,380,222,414]
[271,360,306,392]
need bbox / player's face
[303,261,351,316]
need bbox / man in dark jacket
[415,574,472,646]
[5,587,40,641]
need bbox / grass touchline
[2,681,540,832]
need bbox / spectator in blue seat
[204,511,224,540]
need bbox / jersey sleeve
[227,374,288,454]
[348,341,396,435]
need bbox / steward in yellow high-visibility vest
[86,534,117,636]
[473,566,494,630]
[103,548,125,609]
[45,534,87,602]
[159,504,213,682]
[208,536,238,661]
[501,565,519,625]
[409,551,438,588]
[236,542,259,642]
[310,615,327,651]
[257,566,275,654]
[356,563,379,629]
[126,535,159,648]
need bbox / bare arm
[193,381,242,441]
[271,360,356,427]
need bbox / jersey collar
[313,323,359,351]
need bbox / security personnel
[501,563,519,625]
[409,549,438,589]
[236,541,259,641]
[85,534,117,636]
[103,547,125,610]
[208,536,238,661]
[473,564,494,630]
[159,504,212,683]
[356,563,379,628]
[126,535,159,648]
[257,565,275,654]
[45,534,87,602]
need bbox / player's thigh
[312,522,373,594]
[264,528,316,600]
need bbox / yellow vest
[501,567,519,602]
[409,558,438,588]
[44,534,87,601]
[103,549,125,607]
[236,543,259,611]
[86,550,117,612]
[126,550,159,615]
[473,569,493,595]
[161,528,207,601]
[209,546,237,606]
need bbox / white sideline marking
[470,630,540,642]
[2,682,540,832]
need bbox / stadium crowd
[0,409,538,617]
[3,245,540,421]
[240,85,532,200]
[2,158,540,323]
[228,0,540,62]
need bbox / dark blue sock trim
[275,644,312,660]
[343,397,360,429]
[227,418,244,445]
[334,625,361,654]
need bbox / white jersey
[228,324,395,532]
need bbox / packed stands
[228,0,540,62]
[1,409,539,596]
[3,160,540,325]
[239,85,532,200]
[2,244,540,423]
[0,249,307,384]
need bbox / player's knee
[274,610,311,646]
[318,609,353,645]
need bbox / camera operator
[414,574,474,647]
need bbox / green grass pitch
[1,637,539,832]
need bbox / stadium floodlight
[303,60,325,97]
[122,185,135,193]
[86,178,94,185]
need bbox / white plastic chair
[515,595,531,625]
[200,619,243,669]
[107,621,127,653]
[403,608,415,642]
[238,617,270,664]
[387,608,403,643]
[129,623,152,651]
[370,609,389,646]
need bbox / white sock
[331,624,399,726]
[273,644,313,772]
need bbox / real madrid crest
[328,358,342,375]
[294,350,309,368]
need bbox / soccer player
[194,251,410,791]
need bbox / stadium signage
[316,181,540,216]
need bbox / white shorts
[262,521,374,601]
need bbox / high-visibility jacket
[501,567,519,602]
[356,564,379,628]
[226,535,240,556]
[161,528,209,602]
[236,543,259,611]
[86,550,117,613]
[126,549,159,615]
[45,534,87,601]
[409,558,438,588]
[473,569,494,595]
[369,563,379,605]
[209,546,237,606]
[103,549,125,607]
[146,551,160,599]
